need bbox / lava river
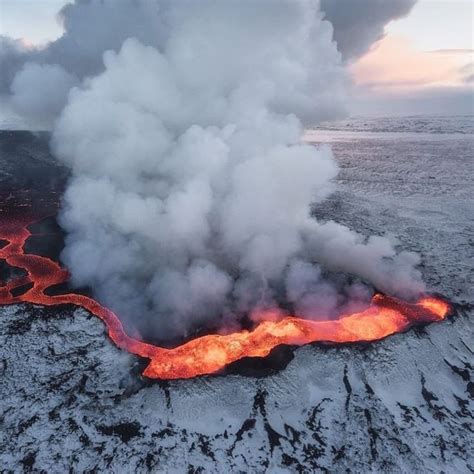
[0,215,450,380]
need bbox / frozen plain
[0,116,472,472]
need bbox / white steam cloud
[1,0,417,128]
[11,62,78,123]
[48,0,425,339]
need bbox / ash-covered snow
[1,118,473,472]
[315,115,474,135]
[1,304,472,472]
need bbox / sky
[387,0,472,51]
[0,0,65,45]
[0,0,473,116]
[350,0,473,115]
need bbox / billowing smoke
[47,0,425,339]
[10,62,78,123]
[1,0,417,127]
[320,0,417,60]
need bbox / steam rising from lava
[0,215,449,380]
[48,0,426,340]
[0,0,417,128]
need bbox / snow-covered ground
[1,117,473,472]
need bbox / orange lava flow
[0,215,450,380]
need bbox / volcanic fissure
[0,213,450,380]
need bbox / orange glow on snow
[0,215,450,380]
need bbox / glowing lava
[0,215,450,380]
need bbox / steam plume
[1,0,417,127]
[321,0,417,60]
[49,1,425,338]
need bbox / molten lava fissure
[0,215,450,380]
